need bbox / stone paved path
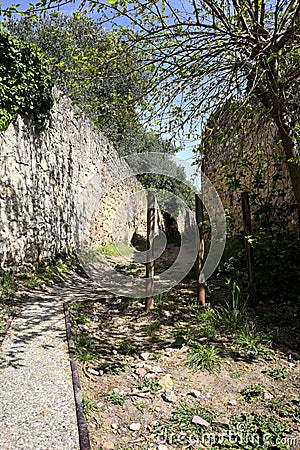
[0,288,79,450]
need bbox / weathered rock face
[0,89,146,270]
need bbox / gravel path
[0,289,79,450]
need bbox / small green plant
[269,397,300,424]
[187,344,221,372]
[230,370,245,379]
[69,302,86,312]
[155,403,214,443]
[196,323,216,340]
[213,279,247,332]
[99,242,133,257]
[146,320,162,338]
[173,327,194,346]
[136,377,162,393]
[151,352,162,361]
[106,392,128,406]
[154,292,165,306]
[264,368,289,379]
[133,402,147,411]
[234,322,261,354]
[23,261,70,287]
[82,392,98,415]
[97,361,127,375]
[73,335,98,362]
[228,411,293,448]
[240,383,264,402]
[196,305,215,323]
[116,341,139,356]
[72,314,91,325]
[0,271,15,300]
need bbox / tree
[7,12,150,154]
[17,0,299,210]
[0,23,53,132]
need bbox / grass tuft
[187,344,221,372]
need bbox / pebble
[159,374,173,390]
[88,368,99,376]
[111,317,125,325]
[158,445,168,450]
[162,389,177,403]
[151,365,164,373]
[135,367,147,378]
[164,348,174,355]
[212,417,230,428]
[129,423,141,431]
[102,442,115,450]
[228,399,237,406]
[140,352,150,361]
[192,416,210,427]
[111,423,119,430]
[188,388,202,399]
[263,390,274,400]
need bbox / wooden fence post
[145,191,155,312]
[195,193,206,306]
[241,192,258,306]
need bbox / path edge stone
[64,302,91,450]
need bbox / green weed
[72,314,91,325]
[173,327,194,346]
[155,403,214,443]
[264,367,289,379]
[97,361,127,375]
[213,280,247,332]
[73,335,98,362]
[23,261,70,286]
[99,243,133,257]
[82,392,98,415]
[106,392,128,406]
[240,383,264,402]
[187,344,221,372]
[116,341,139,356]
[136,377,161,393]
[233,322,262,354]
[146,320,162,338]
[133,402,147,411]
[0,271,15,299]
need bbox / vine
[0,24,53,132]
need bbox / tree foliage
[7,12,149,153]
[21,0,299,208]
[0,23,53,132]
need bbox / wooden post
[145,191,155,312]
[195,193,206,306]
[241,192,258,306]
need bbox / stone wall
[0,89,146,271]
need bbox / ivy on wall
[0,24,53,132]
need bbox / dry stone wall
[0,89,146,271]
